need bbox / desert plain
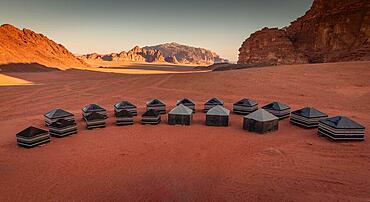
[0,61,370,201]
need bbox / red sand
[0,61,370,201]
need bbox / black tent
[168,104,193,125]
[114,101,137,116]
[262,101,291,119]
[204,97,224,112]
[44,108,75,126]
[83,112,107,129]
[48,119,77,137]
[206,105,230,127]
[318,116,365,141]
[243,109,279,134]
[291,107,328,128]
[176,98,196,112]
[233,98,258,114]
[16,126,50,148]
[82,104,107,117]
[141,109,161,125]
[146,99,166,114]
[115,109,134,126]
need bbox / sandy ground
[0,61,370,201]
[74,66,209,75]
[82,60,200,68]
[0,73,32,86]
[71,62,207,75]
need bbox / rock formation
[81,43,227,65]
[238,0,370,65]
[0,24,88,69]
[165,55,179,64]
[144,42,228,65]
[238,28,308,66]
[79,46,166,64]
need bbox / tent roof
[82,104,106,113]
[169,104,193,115]
[114,101,136,109]
[142,109,160,116]
[176,98,195,105]
[244,109,278,122]
[16,126,48,137]
[320,116,365,129]
[234,98,257,107]
[292,107,327,118]
[146,99,165,105]
[50,119,75,127]
[207,105,230,116]
[44,108,73,119]
[262,101,290,111]
[115,109,133,117]
[205,97,224,105]
[84,112,106,121]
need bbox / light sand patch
[0,74,33,86]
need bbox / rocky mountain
[80,43,227,65]
[80,46,165,64]
[238,0,370,65]
[144,43,227,65]
[0,24,88,69]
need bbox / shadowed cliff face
[238,0,370,65]
[0,24,88,69]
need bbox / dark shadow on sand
[0,63,60,73]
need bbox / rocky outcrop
[0,24,88,69]
[165,55,179,64]
[80,46,165,64]
[81,42,227,65]
[238,28,308,66]
[238,0,370,65]
[144,42,228,65]
[140,48,165,63]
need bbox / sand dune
[0,61,369,201]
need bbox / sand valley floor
[0,61,369,201]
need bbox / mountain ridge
[0,24,88,69]
[80,42,228,66]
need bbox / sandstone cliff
[238,28,308,66]
[238,0,370,65]
[0,24,88,69]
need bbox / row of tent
[16,98,365,148]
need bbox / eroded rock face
[143,42,228,65]
[238,28,308,66]
[238,0,370,65]
[165,55,179,64]
[79,46,164,63]
[0,24,88,68]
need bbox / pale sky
[0,0,312,62]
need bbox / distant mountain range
[80,42,228,66]
[0,24,227,70]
